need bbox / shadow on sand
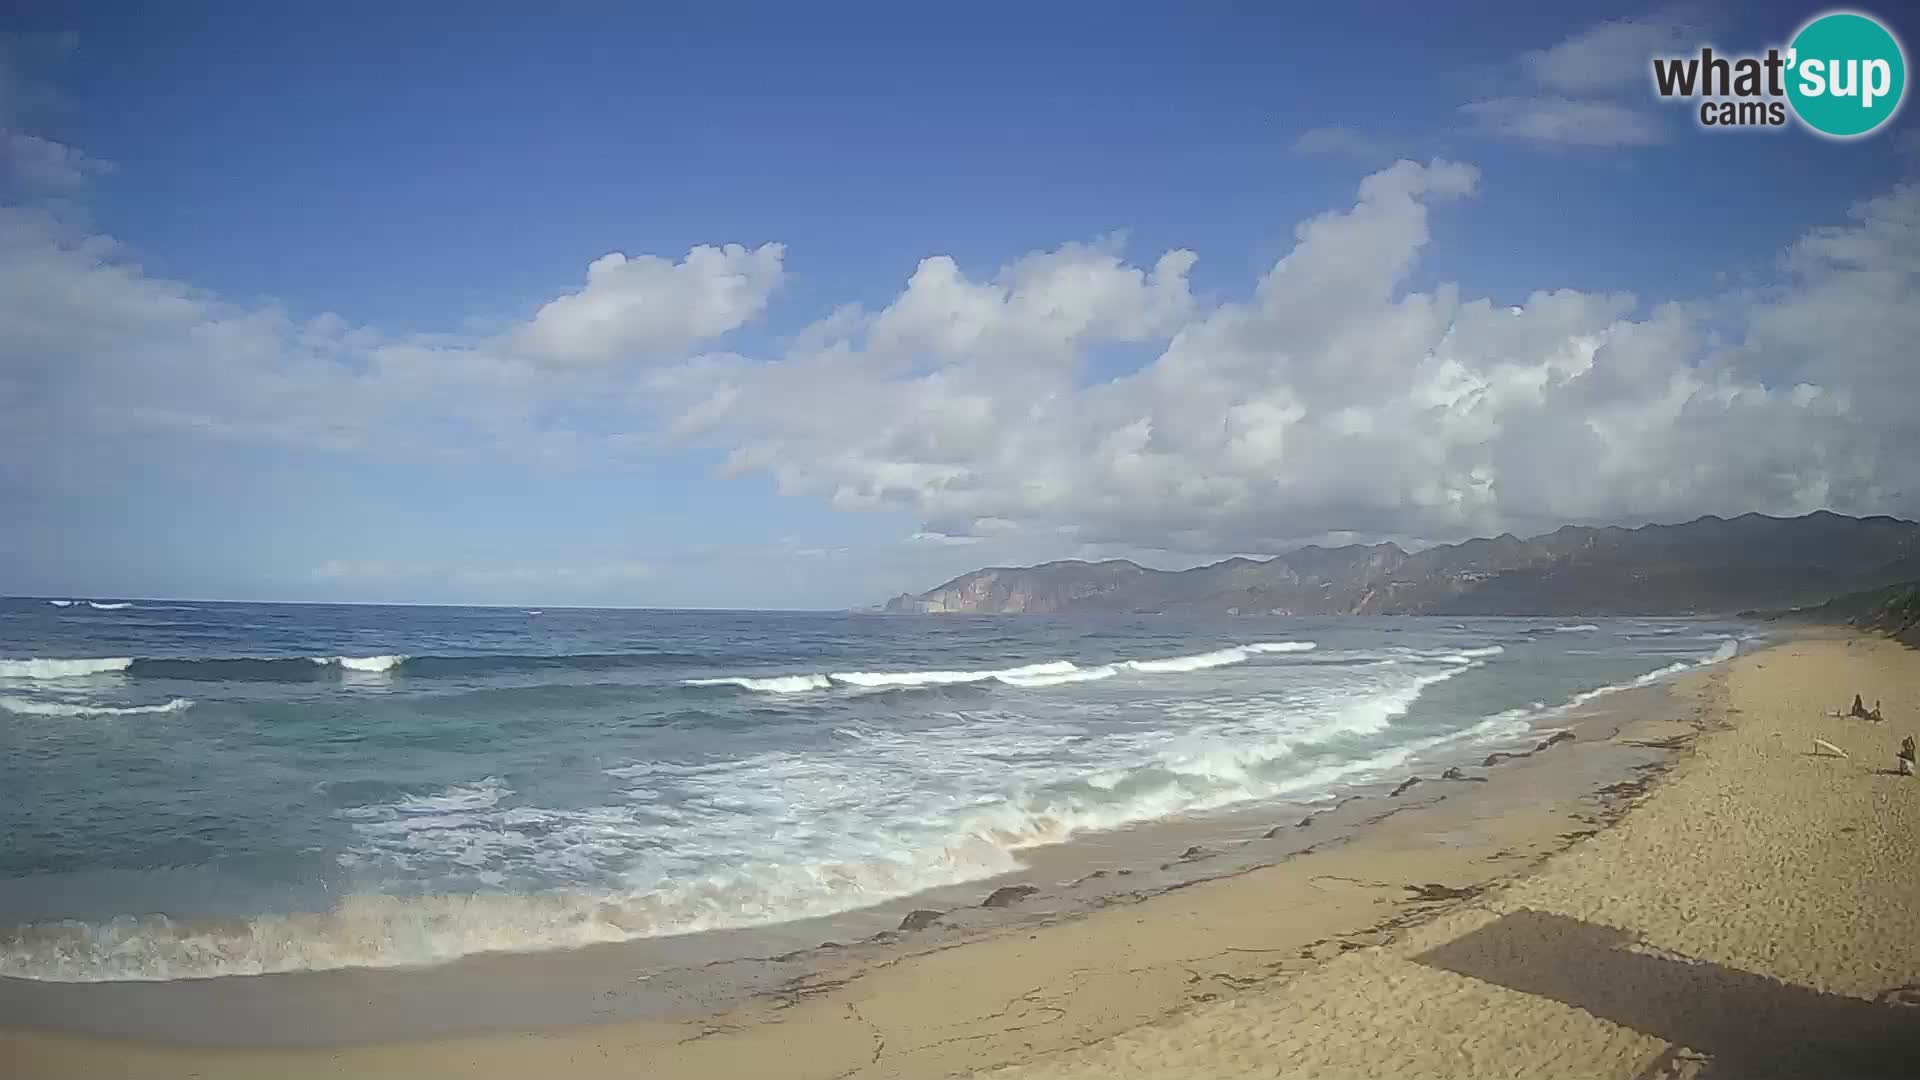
[1415,909,1920,1078]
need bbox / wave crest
[1124,647,1254,673]
[0,659,1469,983]
[0,696,192,718]
[685,673,834,693]
[318,654,406,673]
[0,657,133,680]
[684,640,1323,694]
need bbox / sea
[0,598,1753,983]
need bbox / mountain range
[881,512,1920,617]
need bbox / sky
[3,2,1918,608]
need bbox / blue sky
[4,3,1918,607]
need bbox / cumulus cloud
[513,243,785,363]
[3,132,1916,575]
[862,239,1197,364]
[661,158,1917,555]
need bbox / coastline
[0,633,1796,1078]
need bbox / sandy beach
[5,632,1917,1079]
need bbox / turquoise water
[0,599,1749,981]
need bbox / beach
[5,630,1914,1077]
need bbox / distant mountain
[882,512,1920,617]
[1755,578,1920,648]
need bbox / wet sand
[7,633,1915,1077]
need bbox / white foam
[1338,666,1474,733]
[995,664,1119,688]
[1243,641,1318,653]
[0,696,192,718]
[0,650,1479,983]
[1124,647,1253,673]
[829,660,1078,688]
[396,777,510,814]
[1549,624,1599,633]
[1564,663,1688,708]
[46,600,74,607]
[1561,641,1737,711]
[86,602,132,610]
[314,654,406,673]
[684,673,833,693]
[1431,645,1505,664]
[685,642,1321,695]
[0,657,133,680]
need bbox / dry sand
[985,632,1920,1080]
[5,633,1917,1078]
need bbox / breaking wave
[0,696,193,718]
[1565,639,1741,709]
[683,673,835,693]
[0,657,1484,983]
[1126,646,1256,673]
[318,654,405,673]
[0,657,134,680]
[4,651,757,682]
[684,641,1323,694]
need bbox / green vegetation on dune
[1763,580,1920,647]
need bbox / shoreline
[0,637,1762,1076]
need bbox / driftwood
[1811,738,1849,758]
[1850,694,1871,719]
[1867,700,1884,722]
[1899,735,1916,776]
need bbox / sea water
[0,598,1751,981]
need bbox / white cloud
[1524,10,1698,93]
[1461,11,1696,149]
[862,239,1197,364]
[3,122,1917,577]
[1289,125,1396,159]
[3,131,112,190]
[664,159,1920,554]
[1461,96,1666,146]
[0,202,731,508]
[514,242,786,363]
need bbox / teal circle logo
[1786,12,1906,138]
